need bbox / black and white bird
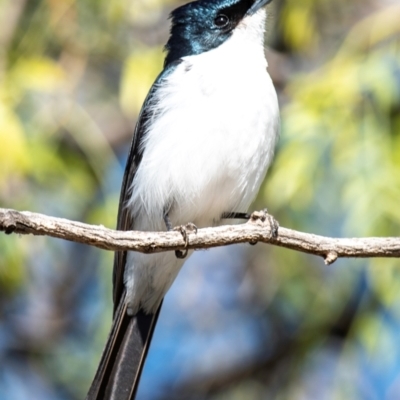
[87,0,279,398]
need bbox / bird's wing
[112,59,183,311]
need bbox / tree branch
[0,208,399,265]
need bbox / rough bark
[1,208,399,265]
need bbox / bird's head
[164,0,273,66]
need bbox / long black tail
[87,293,162,400]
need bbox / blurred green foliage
[0,0,400,399]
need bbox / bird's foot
[248,209,279,245]
[173,223,198,259]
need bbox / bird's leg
[163,212,197,259]
[163,213,174,231]
[221,212,251,220]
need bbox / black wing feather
[112,59,183,311]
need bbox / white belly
[130,54,279,228]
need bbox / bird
[86,0,279,398]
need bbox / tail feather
[87,293,162,400]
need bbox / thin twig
[0,208,399,265]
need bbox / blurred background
[1,0,400,399]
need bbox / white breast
[125,9,280,314]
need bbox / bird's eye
[214,14,229,28]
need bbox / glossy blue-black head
[164,0,273,66]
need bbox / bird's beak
[246,0,273,15]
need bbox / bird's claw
[173,223,198,259]
[249,209,279,244]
